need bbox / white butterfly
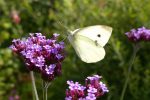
[67,25,112,63]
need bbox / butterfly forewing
[75,25,112,47]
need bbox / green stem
[45,85,48,100]
[120,44,139,100]
[30,71,39,100]
[42,81,51,100]
[42,80,45,100]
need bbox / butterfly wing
[68,34,105,63]
[75,25,112,47]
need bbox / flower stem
[120,44,139,100]
[42,81,51,100]
[42,80,45,100]
[45,85,48,100]
[30,71,39,100]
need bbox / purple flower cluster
[125,27,150,42]
[9,89,20,100]
[10,33,65,81]
[65,75,109,100]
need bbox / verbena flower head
[65,81,86,100]
[11,10,21,24]
[65,75,109,100]
[85,75,109,97]
[9,89,20,100]
[10,33,65,81]
[125,27,150,42]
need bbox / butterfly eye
[97,34,101,37]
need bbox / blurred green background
[0,0,150,100]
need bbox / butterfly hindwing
[68,34,105,63]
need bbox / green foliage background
[0,0,150,100]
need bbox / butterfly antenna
[56,20,72,44]
[61,35,68,42]
[57,20,72,34]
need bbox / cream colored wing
[68,34,105,63]
[75,25,112,47]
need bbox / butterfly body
[68,25,112,63]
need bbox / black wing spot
[97,34,101,37]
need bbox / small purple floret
[86,93,96,100]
